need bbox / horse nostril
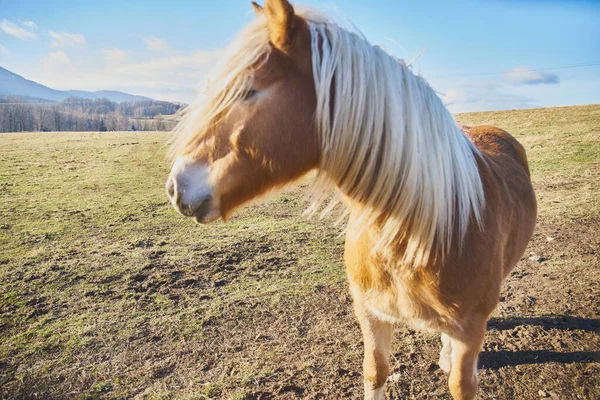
[193,195,212,219]
[166,178,176,200]
[198,196,211,211]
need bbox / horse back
[466,125,537,275]
[463,125,531,176]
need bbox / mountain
[0,66,153,103]
[0,66,65,102]
[66,90,152,103]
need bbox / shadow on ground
[480,316,600,369]
[487,315,599,333]
[480,350,598,369]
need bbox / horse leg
[439,332,453,374]
[446,317,487,400]
[352,296,393,400]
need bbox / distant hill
[66,90,153,103]
[0,66,153,103]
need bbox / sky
[0,0,598,112]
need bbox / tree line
[0,96,184,133]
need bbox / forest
[0,96,183,133]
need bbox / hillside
[0,66,153,103]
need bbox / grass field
[1,105,599,399]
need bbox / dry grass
[1,105,599,399]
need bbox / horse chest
[347,259,452,331]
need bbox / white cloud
[42,51,71,70]
[49,30,86,47]
[141,36,168,51]
[117,50,222,75]
[29,48,223,103]
[0,44,9,56]
[0,19,38,41]
[22,21,37,29]
[503,67,559,85]
[442,81,538,113]
[102,48,127,64]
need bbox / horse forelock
[168,15,272,161]
[168,7,333,163]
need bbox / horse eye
[243,88,257,100]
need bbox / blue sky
[0,0,598,111]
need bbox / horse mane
[170,7,485,268]
[305,13,485,267]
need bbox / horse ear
[251,2,263,15]
[264,0,297,53]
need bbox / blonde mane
[171,7,485,267]
[305,12,484,267]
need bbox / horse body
[348,125,536,328]
[347,125,536,398]
[166,2,537,399]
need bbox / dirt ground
[1,105,599,399]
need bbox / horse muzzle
[166,157,220,223]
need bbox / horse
[165,1,537,399]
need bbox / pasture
[1,104,599,399]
